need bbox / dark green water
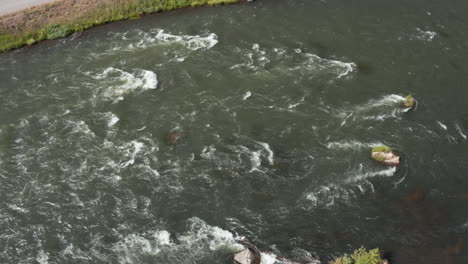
[1,0,468,263]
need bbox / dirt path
[0,0,57,16]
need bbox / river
[1,0,468,263]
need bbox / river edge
[0,1,396,263]
[0,0,244,53]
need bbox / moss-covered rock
[371,145,399,166]
[403,95,415,108]
[371,145,390,153]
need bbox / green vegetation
[403,94,415,108]
[0,0,240,53]
[329,247,384,264]
[371,145,390,153]
[45,25,72,40]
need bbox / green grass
[0,0,240,53]
[371,145,390,153]
[329,247,384,264]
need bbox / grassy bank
[0,0,239,53]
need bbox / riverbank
[0,0,239,53]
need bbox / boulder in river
[402,95,415,110]
[234,239,261,264]
[166,130,182,145]
[371,145,400,166]
[234,249,260,264]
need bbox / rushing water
[1,0,468,263]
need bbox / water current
[1,0,468,263]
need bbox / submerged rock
[402,95,415,110]
[371,145,400,166]
[166,130,182,145]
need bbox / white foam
[414,28,437,42]
[243,91,252,100]
[303,166,397,207]
[305,184,350,207]
[113,217,242,264]
[65,120,95,137]
[114,234,160,263]
[437,121,448,131]
[361,113,397,121]
[106,112,120,127]
[122,29,218,52]
[402,107,412,113]
[287,96,305,109]
[363,94,405,109]
[261,252,279,264]
[250,151,262,172]
[347,166,397,183]
[231,45,356,79]
[154,230,172,246]
[141,69,158,89]
[7,204,29,214]
[201,145,217,159]
[252,43,260,51]
[257,141,274,165]
[455,123,467,140]
[119,141,144,168]
[36,249,49,264]
[326,140,381,150]
[335,94,405,121]
[93,67,158,102]
[62,109,71,116]
[154,30,218,50]
[303,53,357,79]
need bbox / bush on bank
[0,0,239,53]
[329,247,385,264]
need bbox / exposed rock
[234,239,261,264]
[234,249,260,264]
[371,145,400,166]
[289,248,322,264]
[290,256,322,264]
[234,239,322,264]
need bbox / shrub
[329,247,383,264]
[45,24,71,40]
[352,247,382,264]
